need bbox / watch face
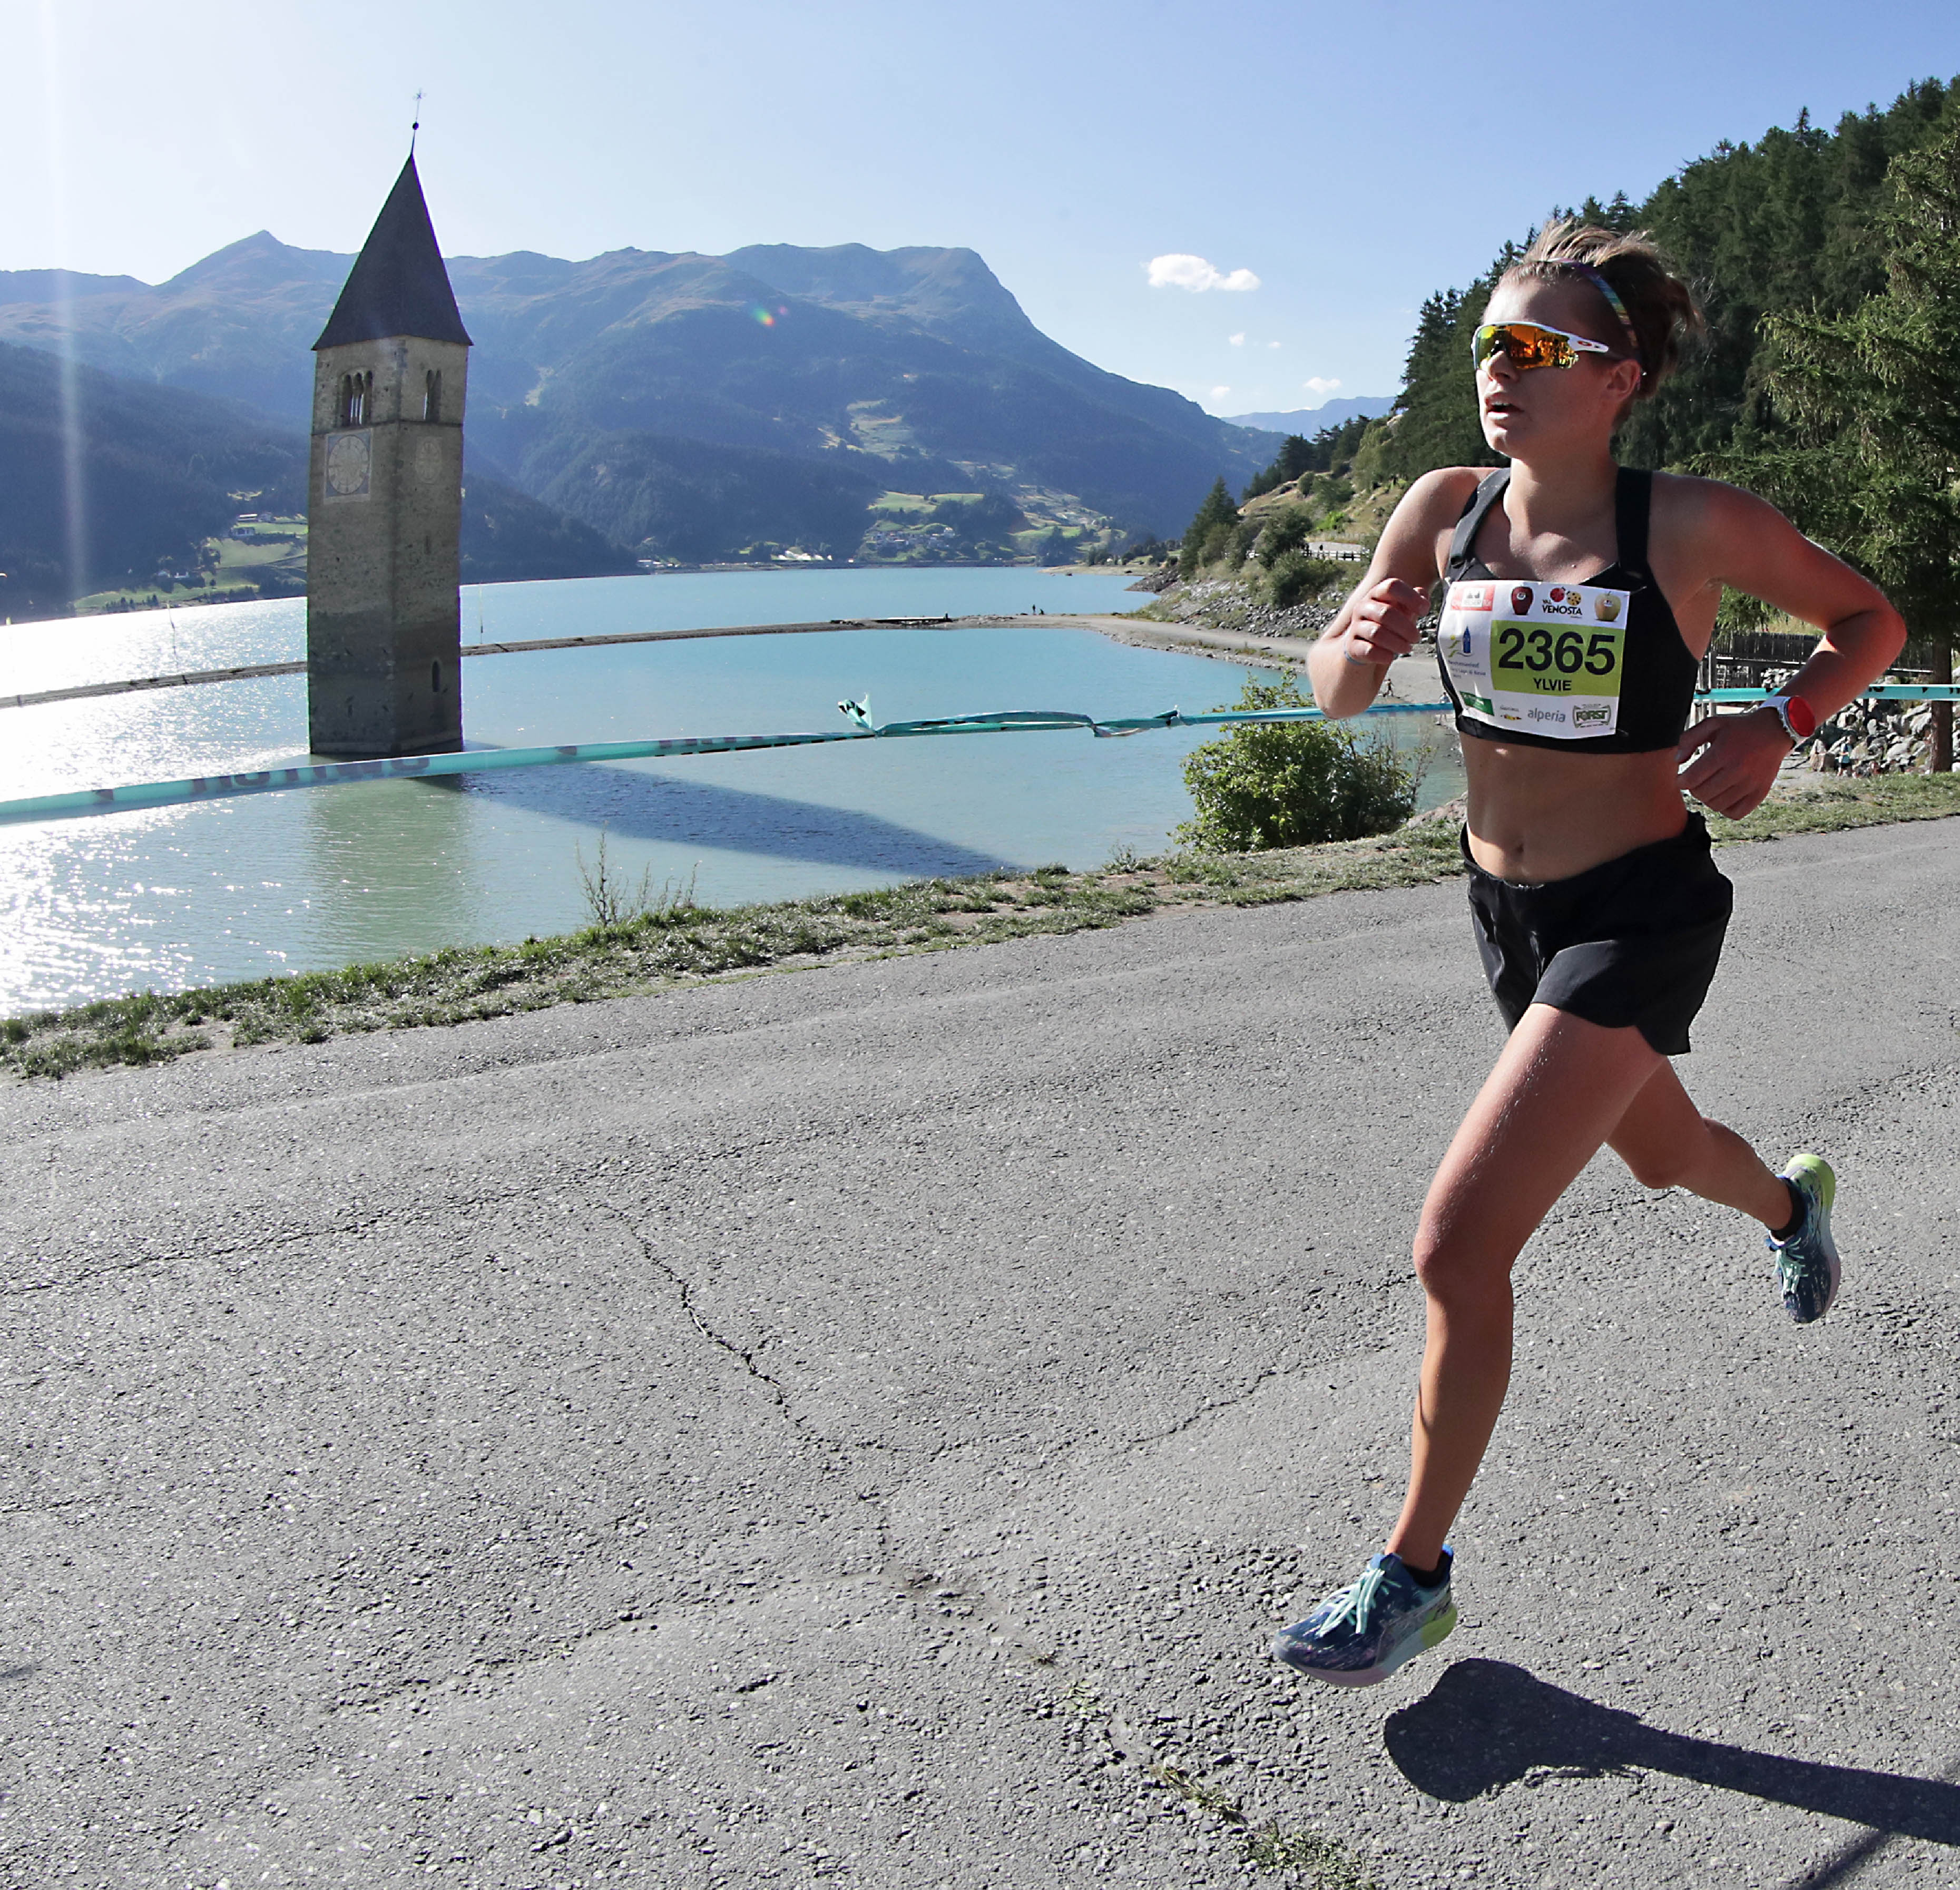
[325,430,372,498]
[1787,697,1818,740]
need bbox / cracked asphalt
[3,818,1958,1890]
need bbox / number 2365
[1496,627,1618,677]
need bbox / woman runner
[1276,221,1906,1687]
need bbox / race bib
[1437,579,1630,740]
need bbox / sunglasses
[1471,322,1620,373]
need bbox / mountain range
[0,234,1283,592]
[0,339,635,618]
[1222,396,1394,435]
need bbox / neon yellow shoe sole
[1770,1153,1839,1324]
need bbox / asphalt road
[3,819,1958,1890]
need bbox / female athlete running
[1276,220,1906,1687]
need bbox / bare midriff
[1461,740,1689,883]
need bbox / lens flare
[38,0,87,603]
[749,304,787,328]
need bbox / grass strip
[5,773,1956,1082]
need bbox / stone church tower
[307,156,472,757]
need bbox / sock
[1397,1553,1450,1590]
[1770,1178,1807,1244]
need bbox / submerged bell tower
[307,155,472,757]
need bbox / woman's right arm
[1307,468,1481,719]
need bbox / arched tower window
[337,371,370,428]
[423,369,443,423]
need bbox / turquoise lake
[0,568,1452,1013]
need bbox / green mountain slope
[0,339,306,618]
[516,428,886,565]
[451,242,1282,539]
[459,474,641,585]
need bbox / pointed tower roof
[313,155,471,350]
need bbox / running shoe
[1271,1549,1457,1687]
[1768,1153,1840,1325]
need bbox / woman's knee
[1412,1222,1513,1304]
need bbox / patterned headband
[1554,260,1644,374]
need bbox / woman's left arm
[1669,478,1908,820]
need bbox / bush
[1188,519,1252,572]
[1255,505,1314,567]
[1265,549,1347,611]
[1176,672,1416,851]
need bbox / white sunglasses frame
[1470,321,1618,370]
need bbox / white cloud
[1148,253,1261,293]
[1304,376,1342,397]
[1228,332,1246,347]
[1267,340,1281,350]
[1211,386,1233,401]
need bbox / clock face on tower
[325,430,373,499]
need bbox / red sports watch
[1762,693,1818,743]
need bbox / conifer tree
[1243,435,1317,501]
[1178,476,1241,576]
[1747,123,1960,768]
[1362,79,1960,483]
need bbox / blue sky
[13,0,1960,416]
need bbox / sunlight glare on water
[0,570,1457,1012]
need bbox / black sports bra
[1436,467,1699,755]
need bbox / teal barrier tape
[833,694,1454,740]
[0,697,1456,826]
[0,728,873,826]
[0,682,1954,827]
[1700,684,1960,704]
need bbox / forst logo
[1573,704,1612,728]
[1510,586,1533,615]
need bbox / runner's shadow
[1384,1659,1960,1843]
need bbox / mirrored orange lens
[1472,324,1577,371]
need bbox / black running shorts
[1462,815,1733,1057]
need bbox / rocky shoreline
[1126,570,1351,642]
[1769,675,1955,776]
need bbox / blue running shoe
[1768,1153,1840,1325]
[1271,1550,1457,1687]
